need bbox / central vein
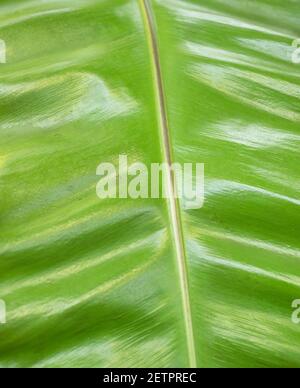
[139,0,197,367]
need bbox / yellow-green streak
[139,0,197,368]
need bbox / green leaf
[0,0,299,368]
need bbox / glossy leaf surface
[0,0,299,368]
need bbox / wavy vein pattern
[153,0,300,367]
[1,0,300,369]
[0,0,189,367]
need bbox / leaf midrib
[139,0,197,367]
